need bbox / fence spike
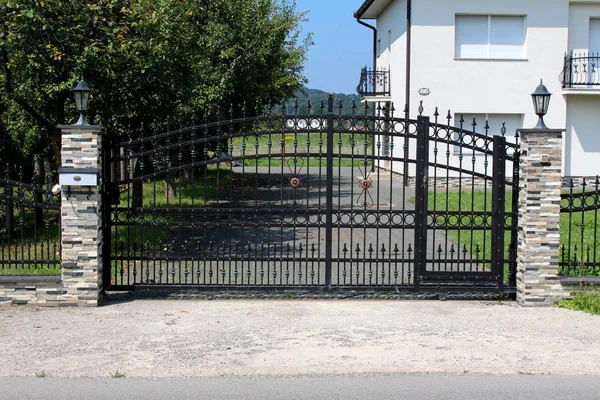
[254,99,261,116]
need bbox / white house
[355,0,600,177]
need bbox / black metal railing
[562,52,600,88]
[356,67,390,97]
[0,165,61,274]
[560,176,600,276]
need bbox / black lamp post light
[72,78,91,126]
[531,79,552,129]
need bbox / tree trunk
[164,175,176,202]
[33,157,44,225]
[132,159,143,207]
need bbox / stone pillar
[58,124,103,306]
[517,128,567,306]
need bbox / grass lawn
[559,292,600,315]
[418,190,515,260]
[0,265,61,275]
[113,165,234,256]
[230,131,375,167]
[0,211,60,275]
[559,207,600,276]
[422,190,600,277]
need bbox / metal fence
[560,176,600,276]
[103,98,519,294]
[562,52,600,88]
[0,165,61,274]
[356,67,391,97]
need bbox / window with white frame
[455,15,526,59]
[453,113,522,154]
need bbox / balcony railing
[562,52,600,88]
[357,67,390,97]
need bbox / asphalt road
[2,374,599,400]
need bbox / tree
[0,0,311,169]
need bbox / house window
[453,113,522,154]
[455,15,525,59]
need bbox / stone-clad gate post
[58,123,103,306]
[516,81,567,305]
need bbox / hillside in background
[285,88,367,115]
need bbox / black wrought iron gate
[102,97,519,293]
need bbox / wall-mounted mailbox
[58,167,99,186]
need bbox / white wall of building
[366,0,600,177]
[376,0,407,106]
[408,0,567,130]
[568,2,600,51]
[564,2,600,176]
[565,95,600,176]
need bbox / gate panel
[104,99,519,293]
[418,113,519,290]
[329,106,419,288]
[109,114,335,288]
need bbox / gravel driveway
[1,299,599,378]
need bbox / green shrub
[559,292,600,315]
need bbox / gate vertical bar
[5,165,13,236]
[508,138,520,289]
[325,94,334,290]
[101,128,112,292]
[491,135,506,291]
[414,115,430,288]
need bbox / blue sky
[295,0,372,94]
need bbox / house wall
[376,0,407,106]
[367,0,600,178]
[564,2,600,177]
[407,0,568,129]
[568,2,600,51]
[565,95,600,176]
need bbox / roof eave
[354,0,393,19]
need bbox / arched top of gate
[111,100,519,161]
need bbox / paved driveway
[0,299,599,378]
